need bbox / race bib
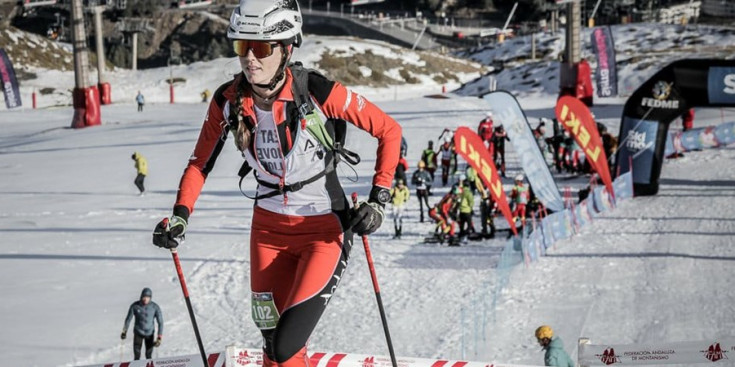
[251,292,280,330]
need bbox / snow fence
[225,347,547,367]
[78,352,226,367]
[664,122,735,156]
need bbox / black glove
[349,186,388,236]
[121,330,127,340]
[153,206,189,249]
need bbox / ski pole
[351,192,398,367]
[170,248,209,367]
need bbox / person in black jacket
[412,160,433,222]
[492,126,510,177]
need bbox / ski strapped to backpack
[237,63,361,200]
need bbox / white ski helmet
[228,0,303,46]
[514,174,524,182]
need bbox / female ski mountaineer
[151,1,402,367]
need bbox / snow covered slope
[1,91,734,367]
[2,22,735,367]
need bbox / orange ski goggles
[233,40,282,58]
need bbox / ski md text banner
[0,48,22,109]
[590,26,618,98]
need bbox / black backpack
[236,63,360,200]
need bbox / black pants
[133,333,154,360]
[493,148,506,175]
[416,189,429,222]
[137,103,144,112]
[458,212,473,237]
[441,162,450,186]
[480,200,496,237]
[427,168,436,184]
[134,174,145,193]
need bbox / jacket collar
[223,68,295,102]
[223,69,295,124]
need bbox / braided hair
[232,76,251,153]
[233,42,293,151]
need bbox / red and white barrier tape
[226,347,546,367]
[579,339,735,366]
[78,352,225,367]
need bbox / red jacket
[682,109,694,130]
[397,157,408,172]
[175,68,402,218]
[477,118,494,142]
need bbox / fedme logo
[707,66,735,104]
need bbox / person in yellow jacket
[132,152,148,195]
[390,179,410,239]
[455,175,475,244]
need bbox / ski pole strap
[335,142,361,165]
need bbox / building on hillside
[701,0,735,17]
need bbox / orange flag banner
[555,96,614,199]
[453,127,517,236]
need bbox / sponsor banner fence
[592,186,613,213]
[579,339,735,366]
[522,171,633,263]
[716,122,735,145]
[78,352,225,367]
[574,200,591,228]
[226,347,546,367]
[612,172,634,201]
[664,122,735,156]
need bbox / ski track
[0,97,734,367]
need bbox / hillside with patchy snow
[455,23,735,98]
[0,27,484,110]
[1,22,735,367]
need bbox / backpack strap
[237,64,363,200]
[290,63,360,165]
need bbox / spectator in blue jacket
[536,325,575,367]
[122,288,163,360]
[136,91,145,112]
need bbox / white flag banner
[579,339,735,366]
[227,347,546,367]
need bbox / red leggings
[429,208,455,235]
[250,207,352,367]
[513,204,527,226]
